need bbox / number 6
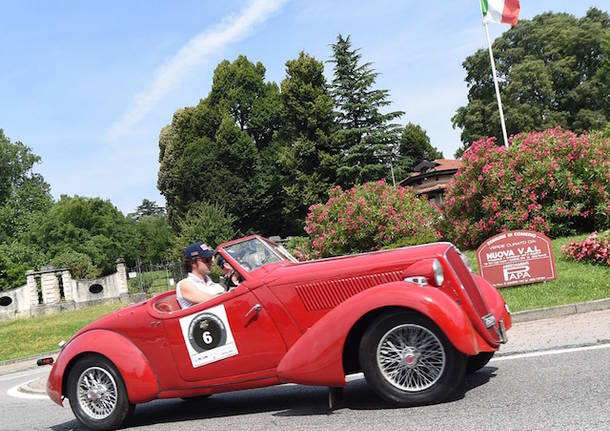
[202,331,213,344]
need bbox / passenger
[216,254,242,290]
[176,242,225,309]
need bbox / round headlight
[432,259,444,286]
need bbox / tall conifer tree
[329,35,403,187]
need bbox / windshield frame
[220,236,288,273]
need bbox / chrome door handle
[244,304,262,326]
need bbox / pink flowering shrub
[562,231,610,266]
[440,128,610,249]
[295,180,440,260]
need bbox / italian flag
[481,0,520,26]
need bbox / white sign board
[179,304,238,368]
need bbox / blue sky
[1,0,604,214]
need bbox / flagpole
[483,20,509,148]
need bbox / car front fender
[47,329,159,406]
[473,273,512,332]
[276,281,480,386]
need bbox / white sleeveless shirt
[176,273,225,309]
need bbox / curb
[0,352,59,377]
[510,298,610,323]
[18,376,48,395]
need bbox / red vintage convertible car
[45,235,511,430]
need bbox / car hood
[262,242,453,286]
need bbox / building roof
[399,159,462,186]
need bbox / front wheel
[66,354,133,431]
[359,312,466,406]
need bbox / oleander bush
[295,180,440,260]
[440,128,610,249]
[562,231,610,266]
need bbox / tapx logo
[502,263,531,282]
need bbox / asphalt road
[2,344,609,431]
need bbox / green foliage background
[452,8,609,156]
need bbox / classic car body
[46,235,511,430]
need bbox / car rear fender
[276,281,479,386]
[47,329,159,406]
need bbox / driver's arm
[179,280,222,304]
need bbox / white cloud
[107,0,287,141]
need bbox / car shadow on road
[278,366,498,415]
[50,367,498,430]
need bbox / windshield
[263,238,299,263]
[223,237,285,271]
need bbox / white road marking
[492,343,610,362]
[6,378,50,400]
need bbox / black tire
[466,352,495,374]
[359,312,466,406]
[66,354,133,431]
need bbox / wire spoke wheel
[76,367,119,420]
[376,324,446,392]
[360,312,466,406]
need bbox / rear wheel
[466,351,495,373]
[359,312,466,406]
[66,355,133,431]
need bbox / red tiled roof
[431,159,462,171]
[401,159,462,184]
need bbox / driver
[176,242,225,309]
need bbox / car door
[163,281,287,383]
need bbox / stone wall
[0,259,129,321]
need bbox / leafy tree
[174,202,237,255]
[133,214,176,264]
[453,8,610,155]
[50,251,100,279]
[0,242,46,290]
[394,123,443,181]
[209,56,281,149]
[129,199,164,220]
[0,130,52,290]
[277,52,338,231]
[0,129,52,243]
[329,35,404,187]
[29,196,139,276]
[158,56,284,234]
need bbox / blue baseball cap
[184,242,214,261]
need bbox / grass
[0,303,123,362]
[464,234,610,312]
[128,269,175,294]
